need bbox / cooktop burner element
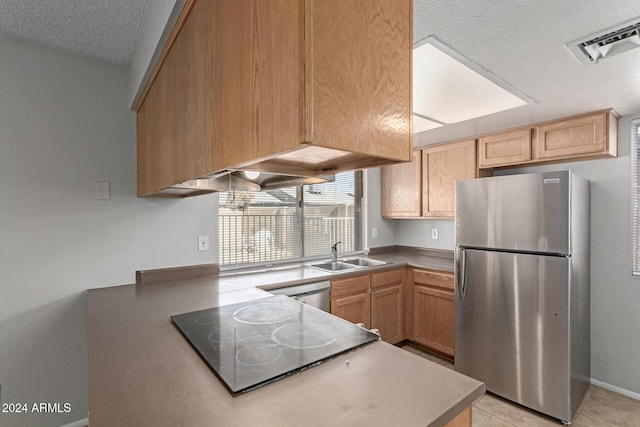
[272,322,336,349]
[235,343,282,366]
[232,302,297,325]
[171,295,379,393]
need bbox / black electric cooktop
[171,295,379,394]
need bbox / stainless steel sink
[309,257,387,272]
[341,257,387,267]
[310,261,359,272]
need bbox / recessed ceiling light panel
[413,36,531,129]
[413,114,443,133]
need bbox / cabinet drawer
[330,275,370,299]
[412,269,454,291]
[371,268,404,289]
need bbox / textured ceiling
[413,0,640,145]
[0,0,148,65]
[0,0,639,140]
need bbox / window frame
[632,118,640,276]
[218,171,366,271]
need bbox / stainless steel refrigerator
[454,171,590,424]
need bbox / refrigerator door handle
[456,247,467,300]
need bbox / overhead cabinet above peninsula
[136,0,413,197]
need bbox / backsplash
[395,219,454,250]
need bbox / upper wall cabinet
[381,139,477,219]
[422,139,477,218]
[136,0,413,197]
[478,127,533,168]
[535,110,617,161]
[381,151,422,218]
[478,109,618,169]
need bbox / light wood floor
[400,345,640,427]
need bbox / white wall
[365,168,396,248]
[395,219,454,250]
[365,168,454,250]
[0,36,217,427]
[128,0,183,108]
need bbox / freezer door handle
[456,247,467,300]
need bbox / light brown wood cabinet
[332,292,371,329]
[330,267,405,343]
[330,274,371,328]
[380,151,421,218]
[410,268,455,358]
[136,0,413,197]
[371,268,405,344]
[535,110,617,161]
[478,127,533,168]
[422,139,477,218]
[381,140,477,219]
[478,109,618,169]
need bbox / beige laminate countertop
[87,248,482,426]
[214,247,454,292]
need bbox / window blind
[218,171,363,267]
[632,119,640,275]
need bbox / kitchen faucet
[331,241,342,262]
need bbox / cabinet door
[535,111,614,160]
[381,151,421,217]
[422,139,477,218]
[478,128,532,168]
[137,0,215,196]
[331,292,371,329]
[371,285,403,344]
[311,0,412,161]
[213,0,303,170]
[413,285,455,357]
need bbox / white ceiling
[414,0,640,145]
[0,0,148,65]
[0,0,638,143]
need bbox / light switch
[198,235,210,252]
[94,181,111,200]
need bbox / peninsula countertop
[87,247,483,426]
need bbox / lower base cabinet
[330,266,455,356]
[413,285,455,356]
[411,268,455,358]
[445,406,471,427]
[330,267,404,343]
[371,284,403,344]
[332,292,371,329]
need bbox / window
[218,171,363,267]
[633,119,640,276]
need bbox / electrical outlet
[431,228,439,240]
[198,235,210,252]
[371,228,378,239]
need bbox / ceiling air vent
[567,18,640,64]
